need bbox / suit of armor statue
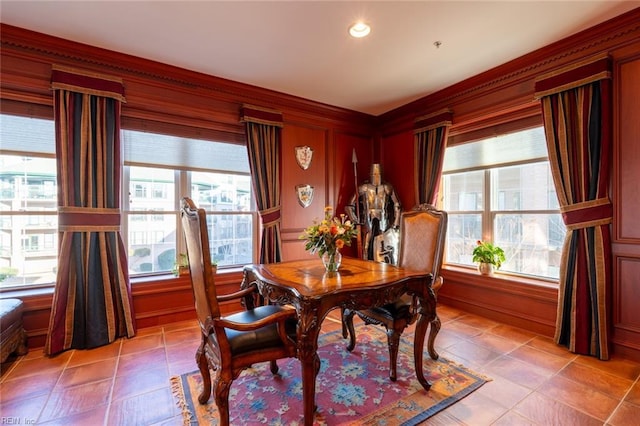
[346,164,401,264]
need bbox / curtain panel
[534,54,613,360]
[414,109,453,205]
[46,66,136,356]
[240,105,284,264]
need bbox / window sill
[441,264,559,303]
[0,285,55,299]
[442,264,559,289]
[0,267,244,300]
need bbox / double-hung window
[122,128,255,276]
[442,125,565,280]
[0,113,58,289]
[1,111,256,288]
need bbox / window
[122,128,255,276]
[0,114,58,289]
[0,112,256,288]
[442,126,565,280]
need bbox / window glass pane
[191,171,251,212]
[127,212,177,274]
[441,125,566,281]
[443,171,483,211]
[495,213,564,278]
[193,171,253,267]
[492,163,558,211]
[129,167,175,211]
[206,213,253,266]
[445,213,482,265]
[123,129,255,276]
[0,154,57,288]
[127,166,176,274]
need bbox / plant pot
[477,262,494,276]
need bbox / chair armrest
[215,307,297,332]
[216,283,258,303]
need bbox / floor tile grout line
[102,338,124,426]
[603,371,640,425]
[161,325,182,423]
[4,305,640,425]
[533,353,631,424]
[35,348,75,425]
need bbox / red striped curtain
[240,105,284,264]
[45,66,136,355]
[534,54,613,360]
[414,109,453,205]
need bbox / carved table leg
[298,306,323,426]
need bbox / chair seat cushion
[368,294,413,319]
[0,298,24,332]
[222,305,297,354]
[1,298,28,363]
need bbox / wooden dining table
[241,256,435,426]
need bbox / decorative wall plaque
[295,146,313,170]
[295,184,314,208]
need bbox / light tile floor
[1,304,640,425]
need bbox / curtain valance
[534,54,611,99]
[51,65,126,102]
[414,109,453,133]
[240,104,283,127]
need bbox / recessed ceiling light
[349,21,371,38]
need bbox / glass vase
[322,249,342,273]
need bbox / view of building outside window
[121,128,254,276]
[1,114,255,288]
[0,154,58,288]
[1,114,58,289]
[190,171,253,267]
[126,167,177,274]
[2,113,563,286]
[125,166,253,275]
[442,126,566,280]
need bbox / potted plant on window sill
[172,253,189,277]
[172,253,218,277]
[472,240,505,276]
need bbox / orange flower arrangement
[299,206,357,257]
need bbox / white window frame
[441,125,565,282]
[0,112,259,289]
[121,128,258,277]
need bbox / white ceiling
[2,1,638,115]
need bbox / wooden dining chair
[342,203,448,381]
[180,197,299,426]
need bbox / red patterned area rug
[171,325,490,425]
